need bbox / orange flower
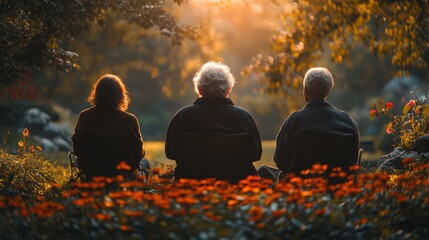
[116,161,131,171]
[72,199,86,206]
[355,218,368,225]
[415,106,420,114]
[255,223,266,229]
[248,206,263,216]
[120,225,131,231]
[406,99,416,108]
[190,209,200,214]
[401,157,413,164]
[22,128,29,137]
[227,199,238,207]
[385,122,394,135]
[151,167,162,175]
[356,198,366,205]
[369,109,377,117]
[385,102,394,110]
[124,210,144,217]
[397,194,408,203]
[18,141,24,147]
[93,213,112,221]
[20,208,30,217]
[300,191,313,197]
[36,195,45,201]
[303,202,313,209]
[202,205,211,210]
[315,208,326,215]
[349,165,359,171]
[272,209,286,217]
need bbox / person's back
[166,62,262,183]
[277,100,359,175]
[259,67,359,181]
[72,74,145,181]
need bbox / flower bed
[1,165,429,239]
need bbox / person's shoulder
[232,105,251,114]
[174,104,196,115]
[78,107,95,117]
[330,105,358,127]
[228,105,257,119]
[331,105,354,119]
[117,110,139,121]
[285,109,304,121]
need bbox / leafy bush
[370,94,429,149]
[1,162,429,239]
[0,129,69,200]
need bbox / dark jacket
[274,100,359,174]
[166,97,262,182]
[72,107,145,179]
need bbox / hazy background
[1,1,428,162]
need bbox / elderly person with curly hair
[166,61,262,182]
[72,74,145,181]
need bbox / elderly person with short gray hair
[258,67,359,182]
[166,61,262,183]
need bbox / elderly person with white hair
[165,61,262,182]
[258,67,359,182]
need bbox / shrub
[370,93,429,149]
[0,129,69,200]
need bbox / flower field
[1,126,429,239]
[1,162,429,239]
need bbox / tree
[0,0,196,86]
[244,0,429,93]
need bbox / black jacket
[274,100,359,174]
[72,107,145,179]
[166,97,262,182]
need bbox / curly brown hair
[87,74,130,111]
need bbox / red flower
[369,109,377,117]
[406,100,416,108]
[401,157,413,164]
[385,102,394,110]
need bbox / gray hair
[303,67,334,100]
[193,61,235,98]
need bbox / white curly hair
[303,67,334,100]
[193,61,236,98]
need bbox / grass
[43,140,383,172]
[143,140,276,169]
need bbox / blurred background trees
[0,0,194,86]
[1,0,428,148]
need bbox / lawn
[144,141,276,169]
[44,140,382,171]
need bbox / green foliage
[245,0,429,92]
[0,130,68,200]
[370,93,429,149]
[0,0,197,86]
